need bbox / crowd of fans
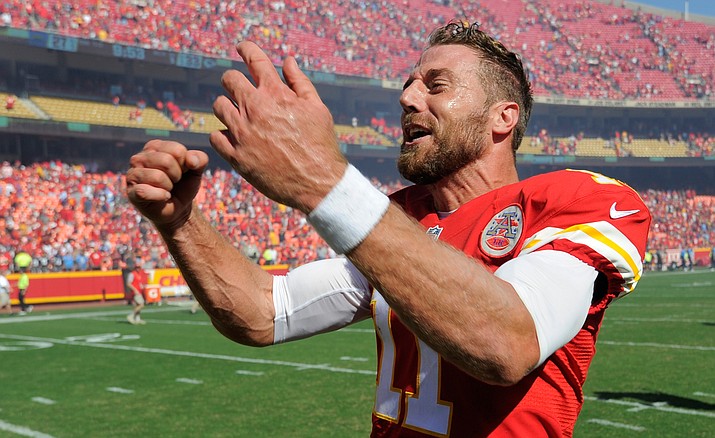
[641,188,715,257]
[2,0,713,101]
[0,160,405,273]
[0,160,712,274]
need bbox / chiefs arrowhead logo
[481,205,523,257]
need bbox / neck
[427,148,518,212]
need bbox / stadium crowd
[0,160,404,273]
[0,160,712,274]
[3,0,713,101]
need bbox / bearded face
[398,108,490,185]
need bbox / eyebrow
[403,68,454,90]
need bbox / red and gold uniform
[371,169,650,437]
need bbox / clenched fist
[125,140,209,231]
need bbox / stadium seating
[4,0,715,100]
[627,139,688,158]
[30,96,177,130]
[0,93,41,120]
[574,138,617,157]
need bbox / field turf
[1,269,713,437]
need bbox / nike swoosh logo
[610,202,640,219]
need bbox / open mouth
[403,124,432,143]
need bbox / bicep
[272,258,373,344]
[495,250,597,366]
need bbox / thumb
[185,149,209,174]
[170,150,208,208]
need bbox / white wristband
[308,164,390,254]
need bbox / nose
[399,81,426,114]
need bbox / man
[124,257,147,325]
[13,251,32,314]
[0,269,11,315]
[126,22,650,437]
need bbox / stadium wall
[6,265,290,305]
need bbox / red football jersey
[370,169,650,437]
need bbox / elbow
[463,341,540,386]
[211,320,274,348]
[485,362,535,387]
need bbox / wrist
[155,204,200,239]
[307,164,390,254]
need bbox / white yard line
[30,397,56,405]
[0,333,375,376]
[176,378,203,385]
[584,396,715,418]
[598,340,715,351]
[340,356,370,362]
[587,419,645,432]
[235,370,264,376]
[85,317,212,326]
[606,317,714,324]
[0,419,55,438]
[106,387,134,394]
[0,307,179,325]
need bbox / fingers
[137,140,205,180]
[221,43,318,115]
[213,95,242,136]
[283,56,318,99]
[126,169,172,202]
[220,70,254,110]
[209,130,238,165]
[235,41,283,88]
[127,140,208,200]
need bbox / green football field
[1,269,713,437]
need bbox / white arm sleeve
[272,258,373,344]
[494,250,598,367]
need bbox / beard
[398,109,490,185]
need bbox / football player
[127,21,650,437]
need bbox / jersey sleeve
[518,170,651,305]
[272,258,373,344]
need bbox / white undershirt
[272,250,597,367]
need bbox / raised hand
[211,41,347,214]
[125,140,209,230]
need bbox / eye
[428,81,447,93]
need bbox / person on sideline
[0,269,11,315]
[13,251,32,315]
[124,258,147,325]
[126,21,650,437]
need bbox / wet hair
[427,21,533,155]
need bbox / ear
[491,102,519,136]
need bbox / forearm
[157,204,275,346]
[347,205,540,385]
